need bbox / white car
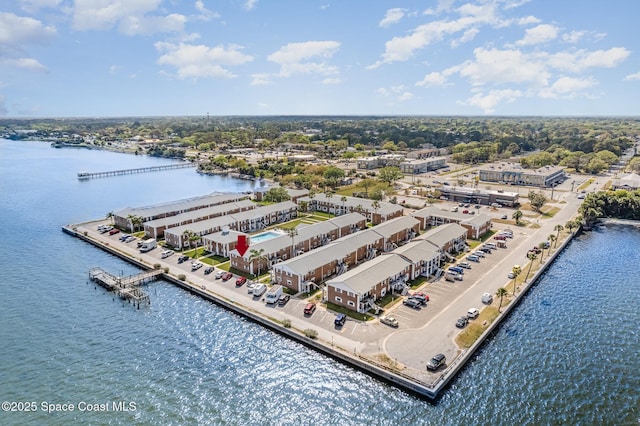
[481,292,493,304]
[467,308,480,319]
[458,261,471,269]
[508,272,515,279]
[161,250,174,259]
[380,315,399,328]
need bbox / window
[277,276,282,283]
[347,301,355,307]
[286,280,292,286]
[335,296,342,303]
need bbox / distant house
[611,172,640,190]
[411,207,491,239]
[414,223,467,254]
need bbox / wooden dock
[77,162,196,179]
[89,267,163,306]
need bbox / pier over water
[78,162,196,179]
[89,267,162,307]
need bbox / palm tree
[565,220,576,235]
[371,200,381,222]
[105,211,114,225]
[511,265,522,296]
[553,224,564,247]
[538,242,547,263]
[548,234,556,252]
[182,230,196,252]
[496,287,508,312]
[287,228,298,258]
[249,248,267,279]
[340,196,347,215]
[512,210,523,225]
[525,251,537,281]
[130,215,143,233]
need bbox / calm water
[0,140,638,425]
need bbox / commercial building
[437,187,519,207]
[398,157,447,174]
[411,207,492,239]
[479,163,566,187]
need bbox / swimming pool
[250,230,286,244]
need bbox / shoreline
[62,218,580,400]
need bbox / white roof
[299,193,403,217]
[461,213,492,227]
[392,240,441,263]
[145,199,255,229]
[412,206,466,221]
[415,223,467,247]
[326,254,411,295]
[115,193,246,220]
[371,215,419,238]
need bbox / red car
[109,228,120,235]
[221,272,233,281]
[235,276,247,286]
[303,303,316,315]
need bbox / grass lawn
[541,206,560,217]
[409,275,430,289]
[217,261,231,271]
[577,178,594,191]
[325,302,373,321]
[455,306,499,348]
[183,247,206,258]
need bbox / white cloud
[244,0,258,11]
[451,28,479,47]
[369,2,504,68]
[538,76,597,98]
[268,41,341,78]
[503,0,532,10]
[562,30,585,44]
[194,0,220,21]
[517,16,540,25]
[624,72,640,81]
[322,77,342,85]
[547,47,630,73]
[250,73,272,86]
[458,47,550,88]
[0,12,56,49]
[516,24,559,46]
[1,57,48,72]
[379,8,406,27]
[109,64,122,74]
[376,84,414,102]
[155,42,253,79]
[415,71,449,87]
[464,89,523,113]
[72,0,186,35]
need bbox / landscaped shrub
[282,319,291,328]
[178,274,186,281]
[303,329,318,339]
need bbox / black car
[403,298,422,309]
[427,353,446,371]
[334,313,347,327]
[277,294,290,306]
[204,267,214,275]
[479,247,492,254]
[455,316,469,328]
[177,255,189,264]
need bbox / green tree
[548,234,556,254]
[565,220,576,234]
[553,224,564,247]
[496,287,509,312]
[512,209,523,225]
[264,187,291,203]
[525,252,537,281]
[511,265,522,296]
[358,178,376,196]
[528,190,547,213]
[106,211,114,224]
[248,248,268,279]
[378,166,402,186]
[323,166,345,181]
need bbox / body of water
[0,140,638,425]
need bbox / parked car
[458,261,471,269]
[191,261,203,271]
[277,294,290,306]
[303,303,317,315]
[466,255,480,262]
[462,209,469,214]
[508,272,515,279]
[467,308,480,319]
[426,353,446,371]
[246,282,257,293]
[380,315,399,328]
[334,313,347,327]
[215,271,224,279]
[403,298,422,309]
[456,316,469,328]
[409,294,429,305]
[501,214,508,220]
[177,255,189,264]
[235,276,247,286]
[482,292,493,304]
[221,272,233,281]
[479,247,492,254]
[473,251,486,257]
[109,228,120,235]
[204,266,214,275]
[161,250,174,259]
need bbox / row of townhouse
[411,206,492,239]
[163,201,298,249]
[298,193,404,225]
[271,216,421,293]
[143,199,256,239]
[325,223,468,313]
[227,213,368,276]
[113,193,248,231]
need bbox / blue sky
[1,0,639,117]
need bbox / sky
[1,0,639,117]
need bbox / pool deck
[62,188,587,399]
